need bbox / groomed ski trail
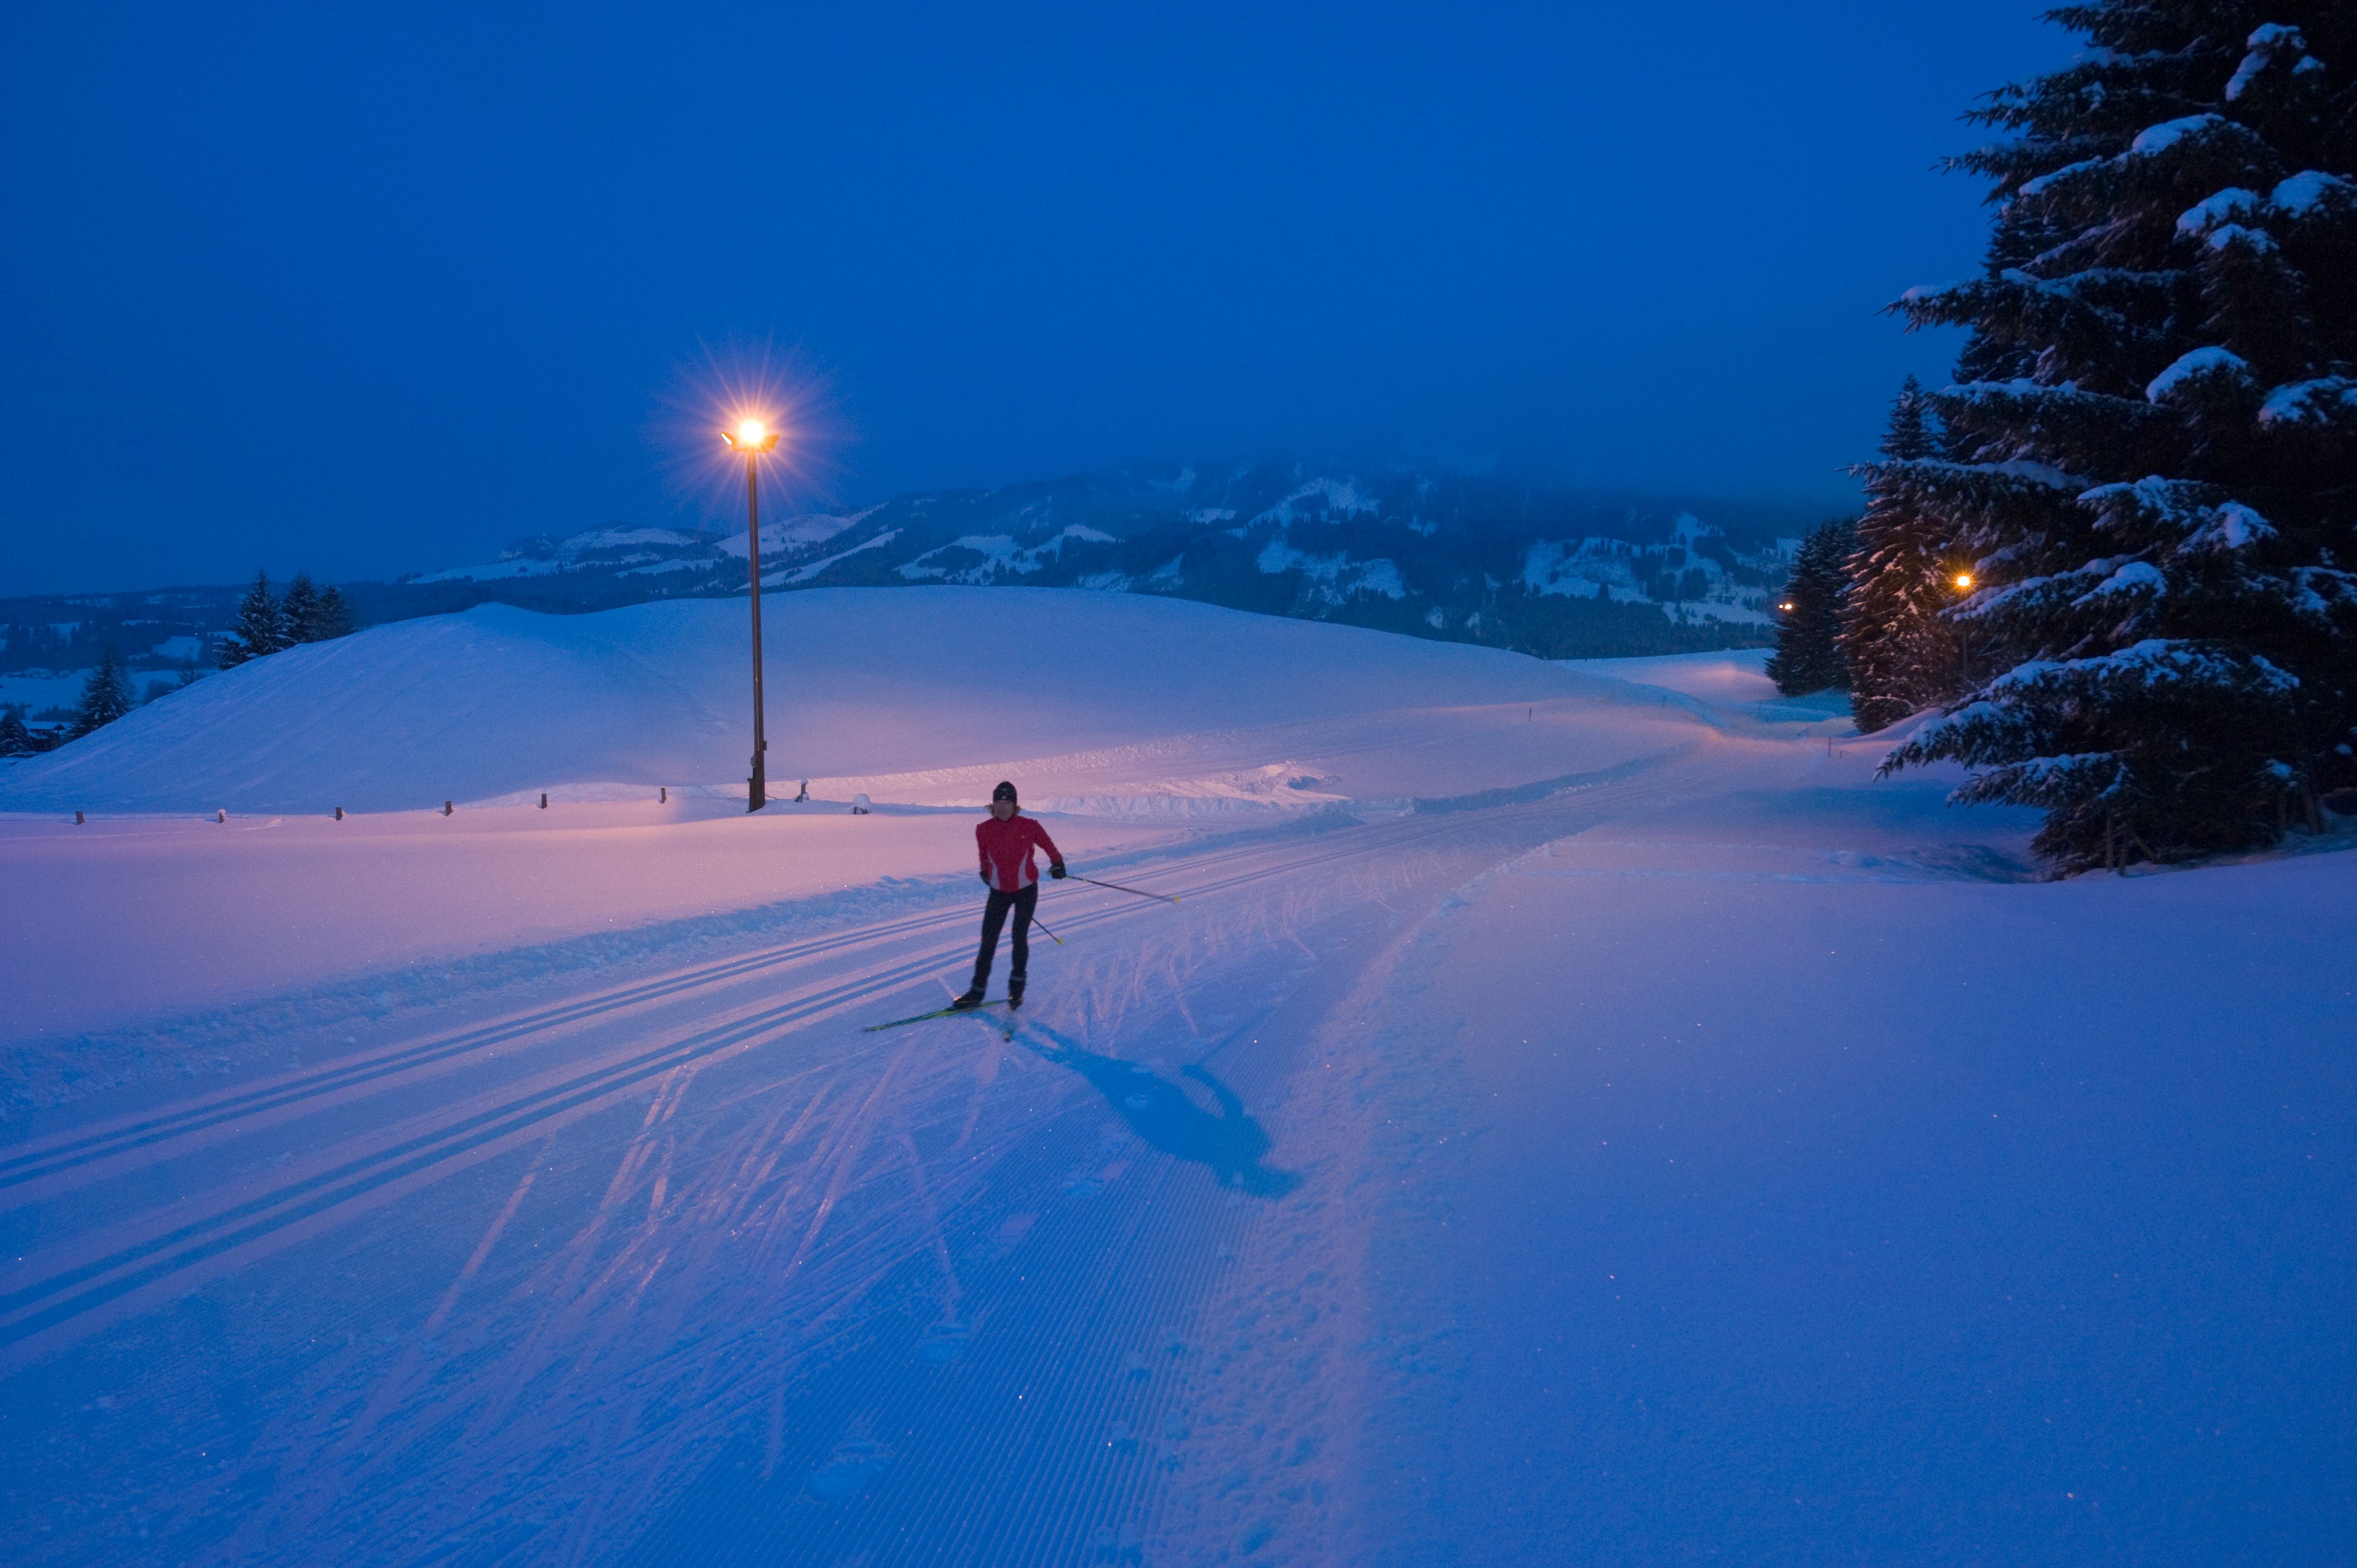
[0,744,1746,1566]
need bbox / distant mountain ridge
[401,459,1817,660]
[1,461,1827,712]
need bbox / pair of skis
[864,998,1021,1039]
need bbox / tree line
[1770,0,2355,873]
[219,571,352,667]
[0,570,356,757]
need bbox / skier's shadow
[1017,1023,1301,1198]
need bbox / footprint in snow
[1089,1523,1145,1562]
[918,1319,971,1364]
[1066,1159,1130,1198]
[806,1439,891,1500]
[993,1211,1036,1256]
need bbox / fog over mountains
[412,460,1817,658]
[3,461,1830,716]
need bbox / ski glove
[1049,863,1067,879]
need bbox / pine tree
[220,571,284,668]
[1882,4,2357,870]
[1843,378,1966,731]
[0,705,35,757]
[313,584,354,639]
[1767,517,1859,695]
[280,574,323,643]
[71,648,134,738]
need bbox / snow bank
[0,588,1614,817]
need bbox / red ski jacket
[976,812,1063,892]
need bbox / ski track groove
[1,746,1753,1566]
[0,902,992,1192]
[0,797,1392,1204]
[0,796,1537,1349]
[9,767,1653,1205]
[0,812,1328,1194]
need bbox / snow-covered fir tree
[280,574,323,643]
[71,648,134,738]
[0,704,37,757]
[1843,378,1965,731]
[1882,3,2357,870]
[1767,517,1858,695]
[220,571,285,667]
[274,574,353,644]
[313,584,354,639]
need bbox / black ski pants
[971,883,1037,991]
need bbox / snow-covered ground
[0,591,2347,1566]
[0,588,1633,818]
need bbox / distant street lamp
[1950,570,1976,687]
[723,417,781,812]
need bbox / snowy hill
[0,588,1660,817]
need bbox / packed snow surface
[1,589,2348,1566]
[0,588,1615,818]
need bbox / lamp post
[723,418,781,811]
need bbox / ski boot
[1008,977,1026,1010]
[950,988,987,1011]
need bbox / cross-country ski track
[4,742,1737,1565]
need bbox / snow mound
[1,588,1622,817]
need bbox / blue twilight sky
[1,2,2064,595]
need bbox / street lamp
[723,417,781,812]
[1949,570,1975,687]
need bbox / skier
[953,781,1064,1010]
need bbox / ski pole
[1070,874,1180,904]
[1029,911,1065,946]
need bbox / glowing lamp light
[723,418,780,453]
[1953,572,1974,590]
[1778,601,1795,612]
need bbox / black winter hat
[992,781,1018,804]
